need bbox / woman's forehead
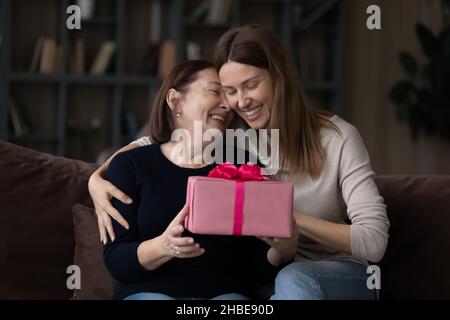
[196,68,220,82]
[219,62,262,85]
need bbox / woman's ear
[166,88,179,111]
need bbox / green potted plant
[389,18,450,141]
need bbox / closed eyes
[209,89,221,96]
[223,82,259,96]
[224,88,237,96]
[246,82,260,89]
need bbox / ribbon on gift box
[208,163,267,235]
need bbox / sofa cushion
[0,141,97,299]
[376,175,450,299]
[72,204,115,300]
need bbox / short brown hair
[214,25,338,178]
[149,60,214,143]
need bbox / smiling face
[171,68,233,133]
[219,61,273,129]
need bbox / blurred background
[0,0,449,174]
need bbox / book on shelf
[141,42,160,75]
[140,0,162,75]
[39,37,58,74]
[187,0,232,25]
[29,36,45,72]
[8,98,32,137]
[187,41,202,60]
[69,38,86,74]
[187,1,209,24]
[158,40,176,78]
[207,0,232,25]
[76,0,96,21]
[90,40,116,75]
[149,0,161,43]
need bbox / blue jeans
[271,260,376,300]
[124,292,249,300]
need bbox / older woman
[102,60,293,300]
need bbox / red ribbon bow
[208,163,267,181]
[207,163,266,235]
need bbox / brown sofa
[1,140,449,300]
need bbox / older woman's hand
[160,204,205,259]
[136,204,205,271]
[88,171,132,244]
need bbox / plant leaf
[416,23,438,59]
[395,102,408,121]
[440,27,450,71]
[389,80,414,104]
[399,52,418,76]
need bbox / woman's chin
[243,118,268,129]
[238,110,269,129]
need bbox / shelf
[9,72,333,91]
[66,74,118,84]
[121,75,162,86]
[10,73,64,83]
[9,73,161,86]
[81,18,118,26]
[241,0,285,4]
[8,132,59,142]
[185,22,235,29]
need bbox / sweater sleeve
[338,124,390,263]
[102,152,148,282]
[130,136,151,147]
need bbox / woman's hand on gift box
[138,204,205,270]
[257,217,300,266]
[159,204,205,259]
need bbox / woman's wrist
[137,236,172,270]
[94,164,107,179]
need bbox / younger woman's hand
[160,204,205,259]
[258,217,299,266]
[88,171,132,244]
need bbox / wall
[342,0,450,174]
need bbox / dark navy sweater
[103,144,278,299]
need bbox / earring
[176,112,181,118]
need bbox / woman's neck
[160,140,211,169]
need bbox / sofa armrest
[0,141,98,299]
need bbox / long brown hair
[214,24,338,178]
[149,60,214,143]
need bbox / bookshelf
[0,0,164,162]
[179,0,343,115]
[0,0,343,162]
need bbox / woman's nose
[238,92,250,109]
[220,94,231,111]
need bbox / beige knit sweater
[283,116,389,265]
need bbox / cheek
[227,96,239,110]
[260,87,274,108]
[184,105,204,120]
[187,96,211,117]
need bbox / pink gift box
[185,170,293,238]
